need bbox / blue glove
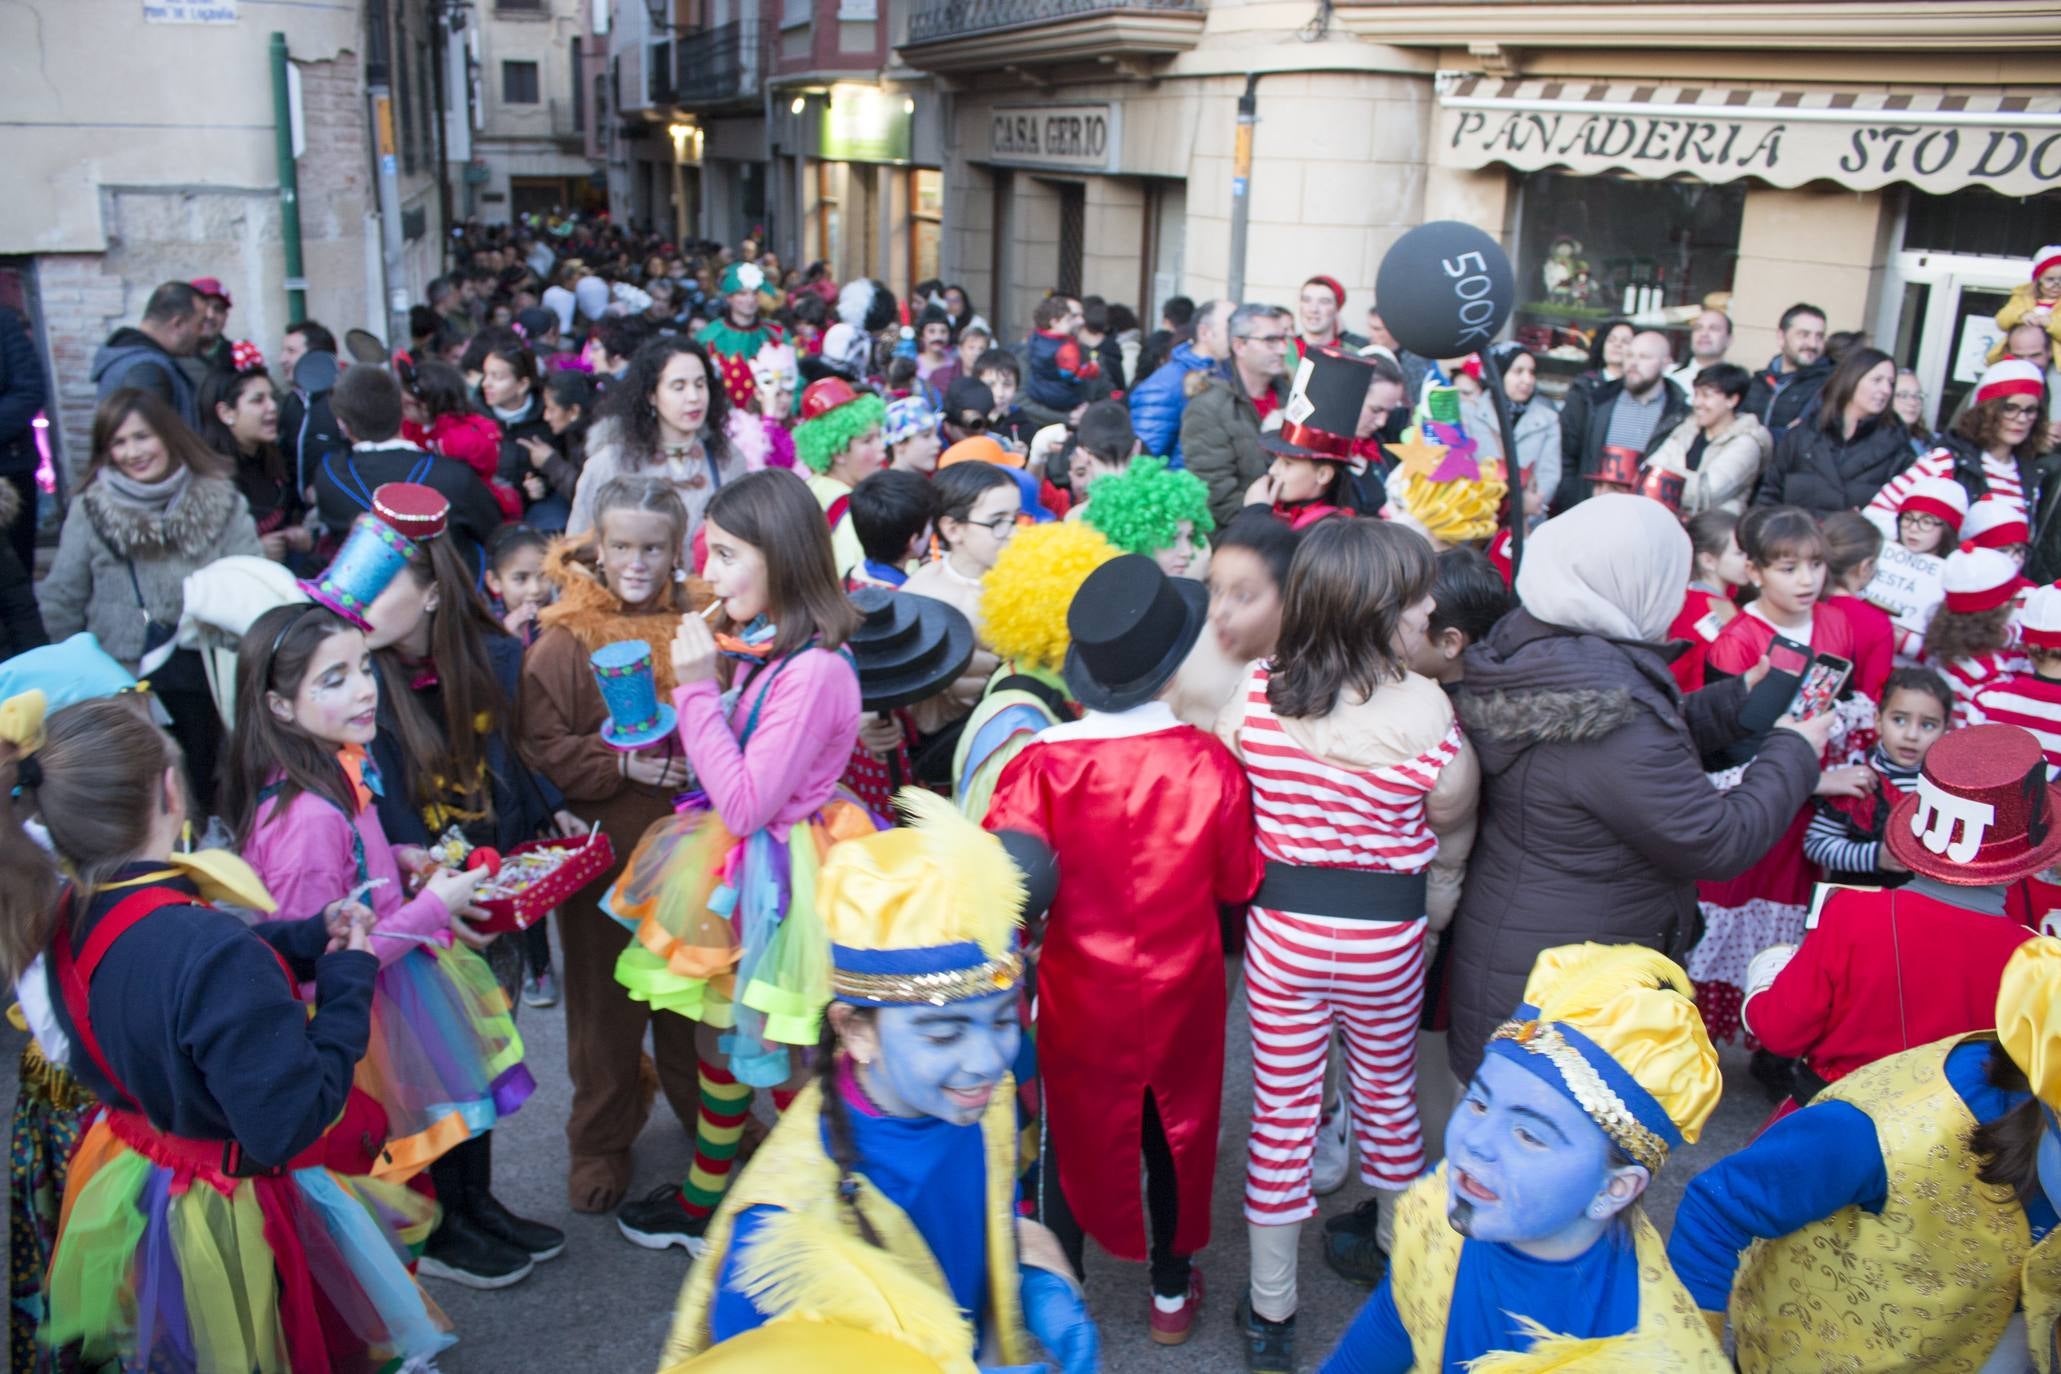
[1020,1265,1099,1374]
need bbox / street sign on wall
[985,104,1120,173]
[145,0,238,19]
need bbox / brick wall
[36,254,133,489]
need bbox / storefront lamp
[791,96,807,115]
[904,97,915,114]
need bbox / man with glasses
[1181,303,1293,527]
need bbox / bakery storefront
[1435,78,2061,419]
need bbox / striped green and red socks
[680,1063,754,1218]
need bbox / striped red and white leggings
[1242,904,1427,1226]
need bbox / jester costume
[697,262,783,414]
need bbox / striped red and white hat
[1943,544,2030,615]
[1963,496,2032,551]
[1974,359,2046,409]
[2034,245,2061,283]
[1900,476,1969,533]
[2022,584,2061,653]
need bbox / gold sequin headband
[830,951,1024,1007]
[1489,1019,1671,1172]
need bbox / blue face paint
[1444,1054,1616,1247]
[867,987,1021,1127]
[2039,1107,2061,1216]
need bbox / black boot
[1236,1297,1295,1374]
[420,1145,534,1290]
[1322,1196,1389,1286]
[461,1130,566,1261]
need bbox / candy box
[473,831,616,935]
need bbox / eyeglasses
[1237,334,1290,346]
[968,513,1019,537]
[953,413,990,431]
[2001,401,2043,420]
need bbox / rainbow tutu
[610,794,881,1086]
[360,942,533,1179]
[43,1115,452,1372]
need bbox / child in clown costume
[658,789,1099,1374]
[1080,454,1214,581]
[1670,724,2061,1374]
[794,378,889,581]
[611,469,871,1252]
[1318,943,1728,1374]
[697,262,784,414]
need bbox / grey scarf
[96,462,194,516]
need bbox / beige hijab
[1516,494,1688,643]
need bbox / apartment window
[496,0,545,9]
[503,60,541,106]
[395,26,417,174]
[571,38,585,132]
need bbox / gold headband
[1489,1019,1670,1172]
[830,951,1024,1007]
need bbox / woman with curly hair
[567,334,751,554]
[1081,454,1214,579]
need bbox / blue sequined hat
[591,640,676,751]
[297,482,447,630]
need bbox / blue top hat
[591,640,677,751]
[297,482,448,630]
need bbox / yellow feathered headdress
[816,789,1026,1006]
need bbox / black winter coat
[1749,414,1912,514]
[1931,431,2061,583]
[1446,610,1820,1081]
[0,308,47,477]
[1745,355,1833,433]
[1552,376,1689,511]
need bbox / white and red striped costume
[1868,447,2026,525]
[1938,648,2031,728]
[1968,671,2061,773]
[1235,664,1465,1227]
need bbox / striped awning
[1437,77,2061,196]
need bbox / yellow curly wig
[979,521,1117,672]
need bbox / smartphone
[1738,635,1811,734]
[1789,652,1854,721]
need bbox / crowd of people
[1,215,2061,1373]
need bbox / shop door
[1885,259,2025,429]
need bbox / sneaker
[522,970,558,1008]
[1236,1297,1295,1374]
[1149,1268,1204,1346]
[470,1190,566,1261]
[1322,1196,1388,1287]
[617,1184,710,1256]
[417,1209,536,1289]
[1312,1103,1351,1197]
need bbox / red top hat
[800,377,862,421]
[1887,724,2061,884]
[1636,464,1686,514]
[1260,346,1378,470]
[370,482,450,541]
[1590,446,1643,490]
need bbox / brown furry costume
[518,535,712,1212]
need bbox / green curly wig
[1081,455,1214,556]
[795,393,887,475]
[980,521,1117,671]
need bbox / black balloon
[1372,220,1515,360]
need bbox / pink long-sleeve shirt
[243,787,452,968]
[671,647,862,836]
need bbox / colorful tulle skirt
[10,1040,96,1374]
[360,942,534,1179]
[43,1114,452,1372]
[610,793,881,1087]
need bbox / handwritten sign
[1861,538,1944,638]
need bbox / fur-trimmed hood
[537,534,711,699]
[1456,608,1685,776]
[79,473,244,559]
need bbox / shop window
[1514,171,1745,395]
[504,60,541,106]
[909,169,942,290]
[1056,181,1084,299]
[1903,187,2061,260]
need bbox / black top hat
[1063,555,1208,713]
[847,586,976,711]
[1261,346,1378,466]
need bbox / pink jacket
[672,647,861,835]
[243,787,451,968]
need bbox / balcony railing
[905,0,1202,45]
[675,19,764,107]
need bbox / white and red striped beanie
[1942,545,2029,615]
[2034,245,2061,285]
[1963,496,2032,551]
[1975,360,2046,409]
[1899,475,1969,533]
[2021,584,2061,652]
